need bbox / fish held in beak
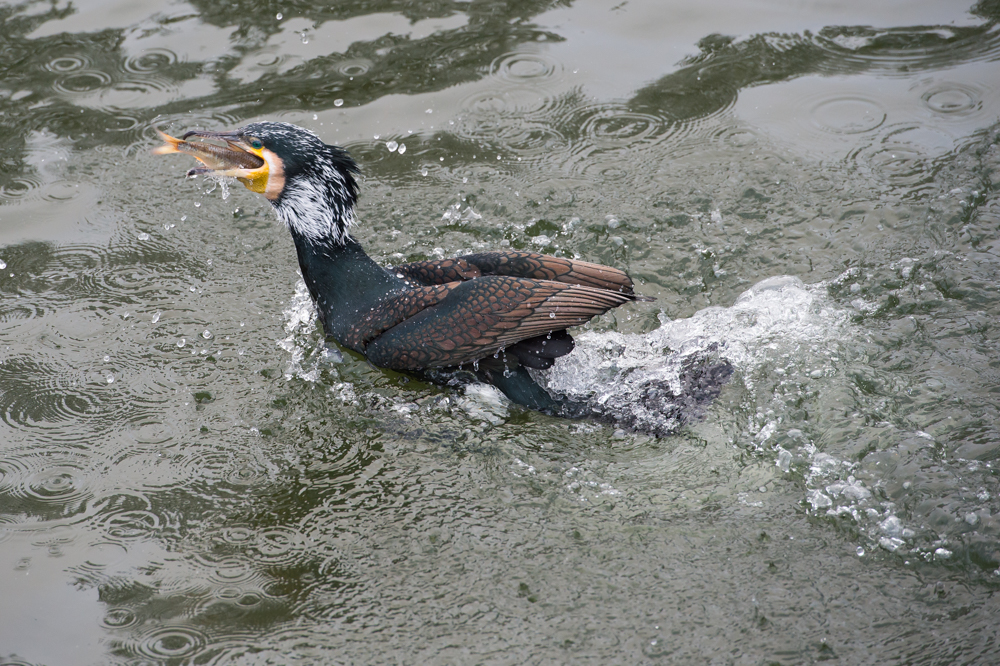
[153,129,272,194]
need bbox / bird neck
[289,231,407,348]
[271,167,358,246]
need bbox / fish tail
[152,129,184,155]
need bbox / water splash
[278,279,341,381]
[536,275,845,435]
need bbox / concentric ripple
[808,95,887,135]
[462,86,555,117]
[0,453,97,523]
[101,607,139,629]
[99,509,165,540]
[921,83,983,117]
[122,48,177,74]
[133,626,209,661]
[252,526,308,566]
[53,69,112,96]
[490,51,560,82]
[24,466,89,503]
[578,107,664,149]
[0,174,44,200]
[0,357,106,435]
[45,54,90,73]
[334,58,374,77]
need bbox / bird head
[155,121,360,245]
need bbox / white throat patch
[271,168,356,246]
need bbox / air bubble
[334,99,344,107]
[202,330,213,339]
[276,12,283,19]
[386,140,399,152]
[856,546,865,557]
[397,144,406,154]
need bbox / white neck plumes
[270,161,357,246]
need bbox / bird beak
[153,128,272,195]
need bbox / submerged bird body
[156,122,651,414]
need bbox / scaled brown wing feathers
[461,251,636,294]
[393,251,637,295]
[341,283,457,351]
[364,275,634,370]
[392,257,481,285]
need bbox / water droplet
[397,144,406,154]
[151,312,160,323]
[549,312,556,318]
[275,12,283,20]
[856,546,865,557]
[202,330,213,339]
[421,168,428,176]
[334,99,344,107]
[386,140,398,152]
[0,260,6,270]
[777,449,791,472]
[193,201,201,207]
[177,338,186,348]
[106,374,114,383]
[137,232,150,241]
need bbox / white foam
[535,275,847,435]
[278,279,341,381]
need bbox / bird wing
[393,251,637,295]
[341,283,458,350]
[364,275,634,370]
[460,251,637,295]
[392,257,481,285]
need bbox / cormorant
[155,122,653,415]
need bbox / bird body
[156,122,648,414]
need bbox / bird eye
[249,138,263,150]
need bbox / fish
[153,129,264,176]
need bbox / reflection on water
[3,0,1000,663]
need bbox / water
[2,0,1000,663]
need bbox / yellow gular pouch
[239,169,269,194]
